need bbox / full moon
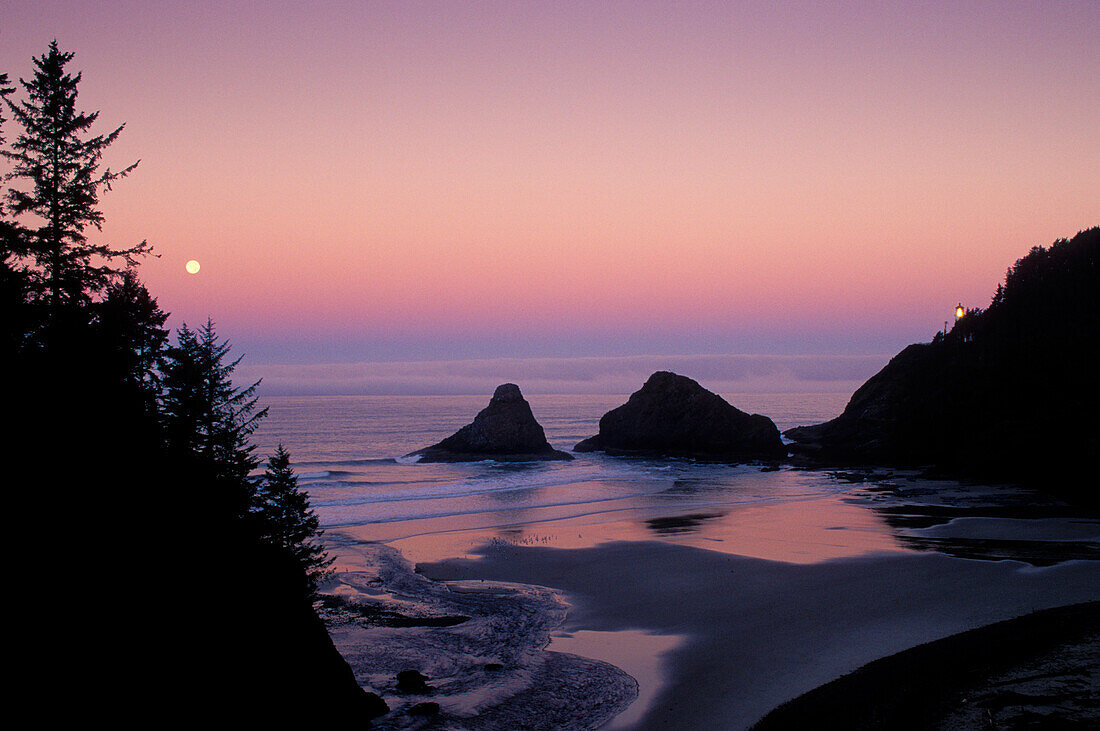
[185,259,200,275]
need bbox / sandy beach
[317,469,1100,729]
[421,541,1098,728]
[754,600,1100,729]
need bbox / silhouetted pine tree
[1,68,29,279]
[1,70,35,358]
[0,71,13,149]
[257,445,333,597]
[1,41,150,313]
[160,320,268,491]
[93,269,169,408]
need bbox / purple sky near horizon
[2,2,1097,392]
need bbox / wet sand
[322,542,637,729]
[754,601,1100,729]
[341,487,910,566]
[421,542,1100,729]
[322,471,1100,729]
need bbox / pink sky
[2,1,1097,384]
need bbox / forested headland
[3,43,380,722]
[787,227,1099,503]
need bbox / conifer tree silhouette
[160,320,268,489]
[0,71,13,150]
[257,445,333,597]
[94,269,169,407]
[2,41,150,312]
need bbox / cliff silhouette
[786,227,1098,502]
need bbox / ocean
[250,392,852,554]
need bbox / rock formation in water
[410,383,573,462]
[785,227,1098,500]
[574,371,785,459]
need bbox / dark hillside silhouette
[787,228,1099,502]
[3,43,378,722]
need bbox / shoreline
[421,541,1100,729]
[318,470,1100,729]
[320,542,638,729]
[753,600,1100,729]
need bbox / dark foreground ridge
[4,42,380,724]
[753,601,1100,730]
[410,383,574,462]
[786,227,1099,502]
[575,371,786,459]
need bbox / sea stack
[575,371,786,459]
[409,384,573,462]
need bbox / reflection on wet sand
[331,468,1100,573]
[644,512,725,534]
[371,491,908,566]
[844,475,1100,567]
[548,629,683,730]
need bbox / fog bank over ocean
[240,353,889,396]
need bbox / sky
[2,1,1097,394]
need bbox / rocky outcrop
[396,669,432,693]
[784,227,1098,499]
[410,384,573,462]
[574,371,785,459]
[784,342,943,462]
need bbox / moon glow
[185,259,201,275]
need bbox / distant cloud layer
[239,353,890,396]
